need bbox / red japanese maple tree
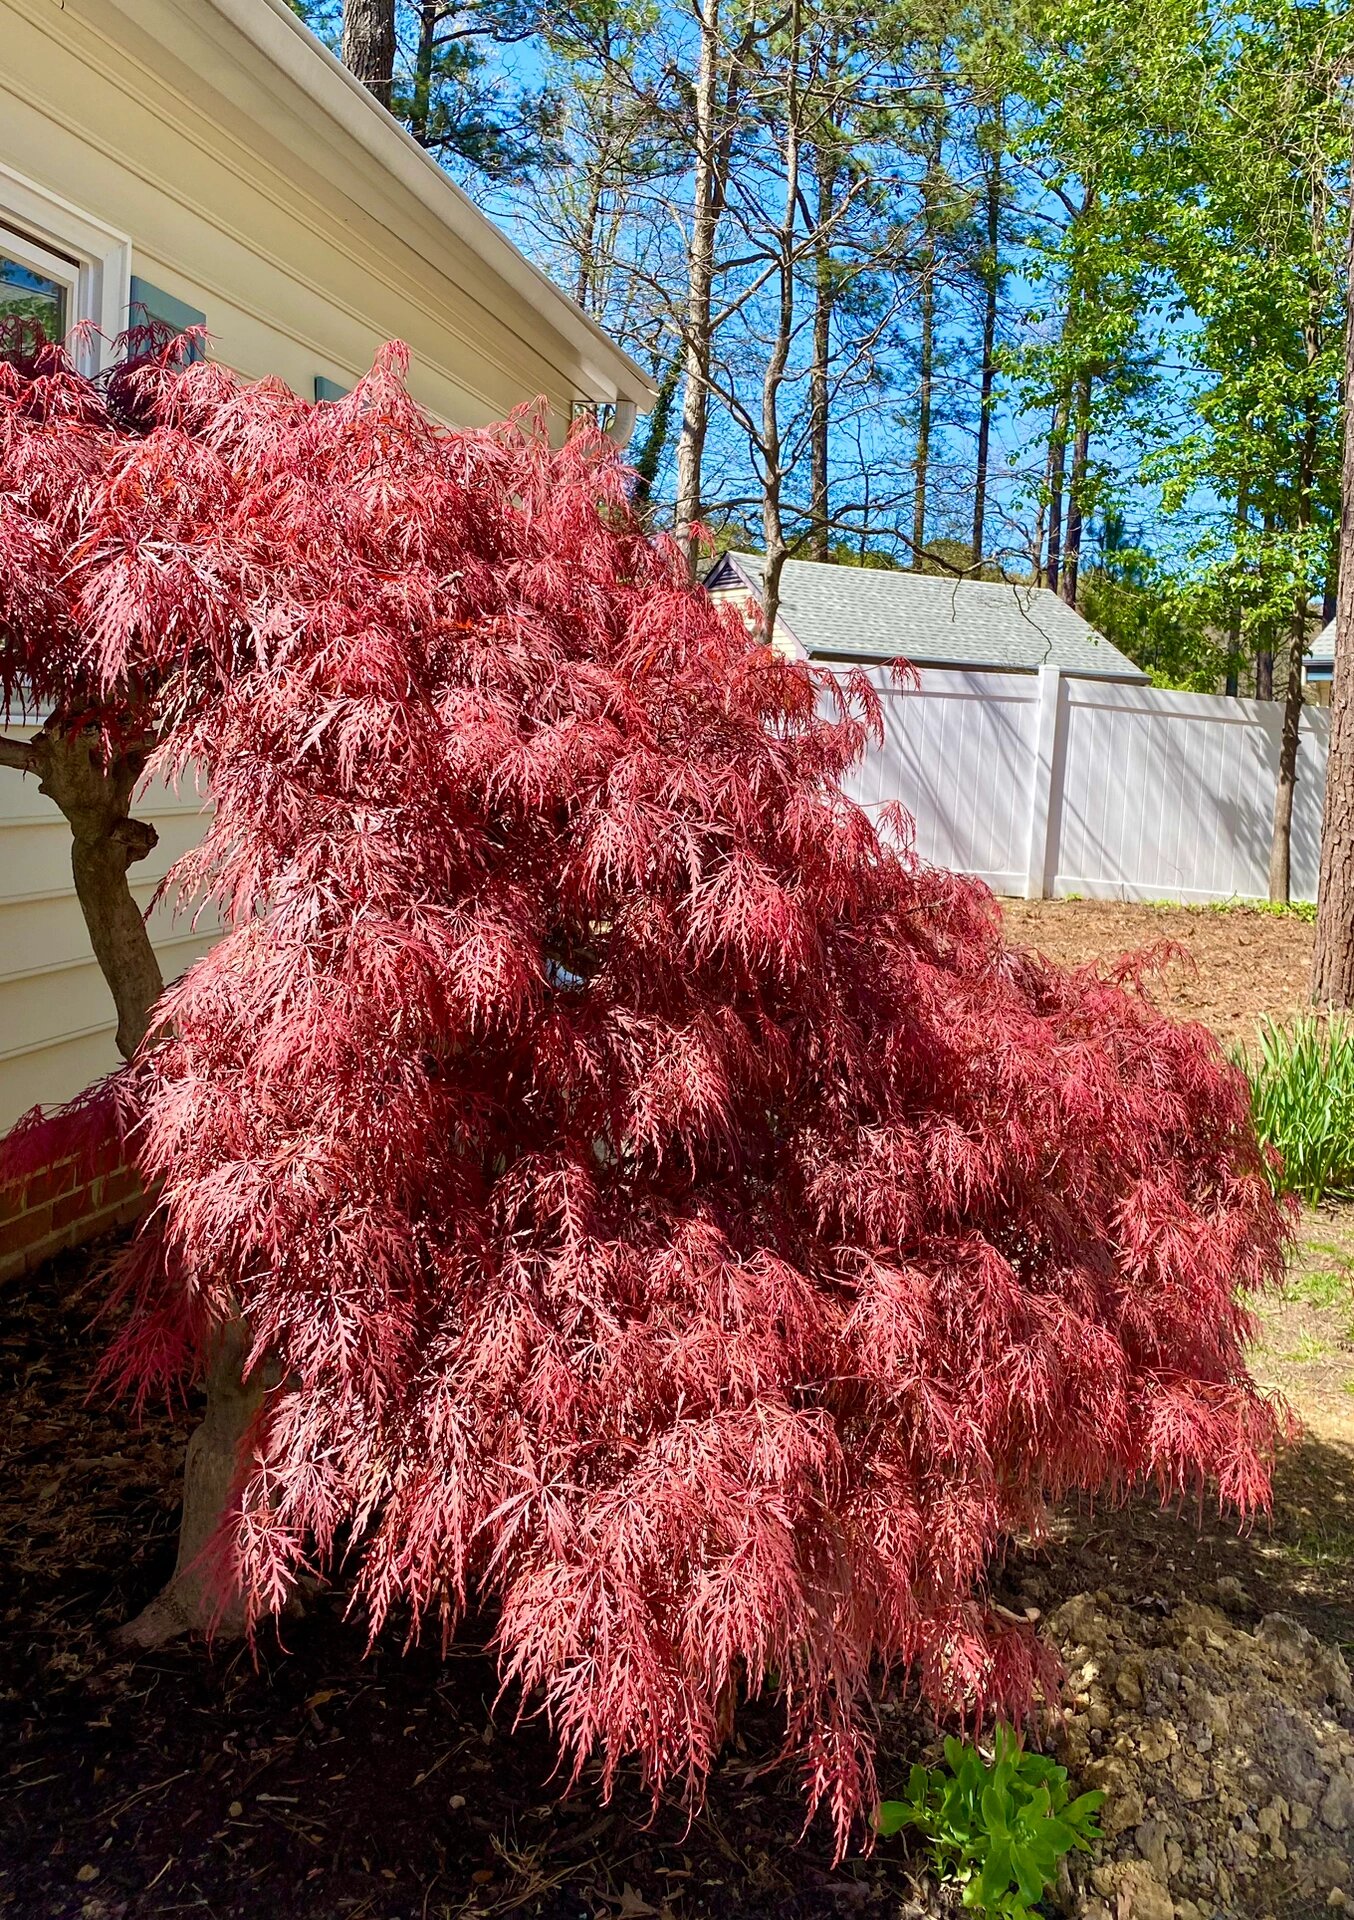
[1,336,1289,1848]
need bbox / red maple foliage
[1,336,1290,1847]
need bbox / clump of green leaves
[875,1727,1103,1918]
[1243,1017,1354,1204]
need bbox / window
[0,163,130,373]
[0,225,79,338]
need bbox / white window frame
[0,162,131,375]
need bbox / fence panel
[845,664,1330,908]
[840,668,1041,895]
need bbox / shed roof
[706,553,1148,680]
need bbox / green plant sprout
[875,1726,1104,1919]
[1242,1017,1354,1205]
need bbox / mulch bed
[4,1233,1354,1920]
[1000,900,1315,1049]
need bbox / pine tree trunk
[1044,398,1068,591]
[1060,369,1092,607]
[760,0,801,640]
[343,0,396,110]
[971,127,1002,569]
[409,2,438,143]
[1268,600,1308,904]
[1312,148,1354,1000]
[1226,480,1248,697]
[808,142,838,562]
[674,0,722,574]
[1268,308,1321,904]
[911,222,936,567]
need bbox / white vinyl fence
[842,664,1329,905]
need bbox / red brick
[100,1168,143,1207]
[52,1185,99,1232]
[23,1158,77,1211]
[0,1203,52,1259]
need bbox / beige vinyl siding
[0,0,650,1134]
[0,774,218,1131]
[0,0,642,427]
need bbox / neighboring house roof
[1307,619,1336,675]
[705,553,1149,681]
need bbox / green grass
[1243,1016,1354,1204]
[1284,1268,1353,1311]
[1276,1333,1333,1365]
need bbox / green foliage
[875,1727,1104,1918]
[1243,1017,1354,1204]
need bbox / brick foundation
[0,1138,143,1281]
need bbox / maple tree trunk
[26,727,163,1060]
[112,1322,264,1652]
[1312,148,1354,1002]
[343,0,396,111]
[674,0,722,575]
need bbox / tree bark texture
[808,141,838,562]
[911,184,938,566]
[28,727,163,1059]
[1268,310,1321,904]
[1312,145,1354,1001]
[759,0,801,641]
[112,1322,266,1651]
[971,123,1002,568]
[673,0,722,574]
[1044,397,1068,591]
[343,0,397,111]
[1060,368,1091,607]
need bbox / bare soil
[3,900,1353,1920]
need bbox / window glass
[0,253,67,335]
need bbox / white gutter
[203,0,656,411]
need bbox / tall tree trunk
[1268,334,1320,904]
[1044,397,1068,591]
[409,2,438,143]
[631,361,680,508]
[343,0,397,110]
[1226,480,1248,697]
[971,118,1002,569]
[674,0,723,575]
[911,210,937,567]
[1060,368,1091,607]
[760,0,801,639]
[1313,152,1354,998]
[808,140,838,562]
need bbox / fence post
[1024,664,1062,899]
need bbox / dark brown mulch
[4,1230,1354,1920]
[1000,899,1315,1050]
[0,1238,945,1920]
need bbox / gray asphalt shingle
[708,552,1148,679]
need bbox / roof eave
[199,0,657,409]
